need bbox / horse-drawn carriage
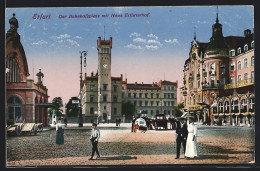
[133,118,148,133]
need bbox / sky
[5,6,254,110]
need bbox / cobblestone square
[6,123,255,166]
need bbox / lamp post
[79,50,87,127]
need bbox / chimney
[91,72,94,76]
[120,74,123,78]
[110,37,112,48]
[125,78,127,84]
[244,29,251,37]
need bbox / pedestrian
[131,117,135,132]
[64,117,67,127]
[116,118,118,126]
[175,117,188,159]
[89,122,100,160]
[56,118,64,145]
[185,116,198,159]
[118,118,121,126]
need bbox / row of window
[122,92,174,99]
[232,56,254,71]
[99,48,110,54]
[230,71,254,84]
[213,97,255,114]
[89,107,117,115]
[6,58,21,82]
[89,84,119,92]
[162,85,175,91]
[229,41,254,57]
[89,84,175,92]
[134,100,175,107]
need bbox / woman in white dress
[185,116,198,158]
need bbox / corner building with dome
[180,12,254,126]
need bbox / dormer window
[237,47,241,54]
[244,44,248,52]
[251,41,254,49]
[229,49,235,57]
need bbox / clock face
[103,64,108,68]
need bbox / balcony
[203,84,224,90]
[224,78,254,89]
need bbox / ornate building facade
[6,14,49,126]
[81,37,178,123]
[180,13,254,126]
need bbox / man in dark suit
[175,117,188,159]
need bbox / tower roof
[9,13,19,29]
[205,8,229,52]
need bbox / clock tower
[97,37,112,123]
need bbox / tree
[48,97,63,117]
[122,101,136,120]
[174,102,184,117]
[65,97,80,117]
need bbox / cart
[20,123,37,135]
[7,123,24,136]
[155,114,168,130]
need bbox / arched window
[238,61,241,70]
[244,58,248,68]
[249,96,255,112]
[251,56,254,66]
[197,95,200,103]
[7,96,23,125]
[193,96,196,105]
[231,99,239,113]
[213,101,217,114]
[218,101,223,113]
[241,99,247,113]
[224,101,230,113]
[6,57,21,82]
[189,96,192,105]
[244,73,248,83]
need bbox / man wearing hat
[89,122,100,160]
[175,117,188,159]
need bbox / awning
[197,102,210,108]
[35,103,58,108]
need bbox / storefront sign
[189,105,202,110]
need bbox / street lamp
[79,50,87,127]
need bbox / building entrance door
[103,113,107,123]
